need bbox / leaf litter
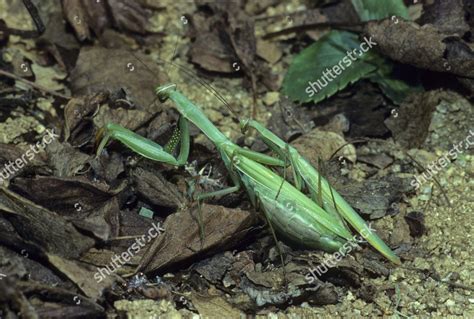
[0,0,472,318]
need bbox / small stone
[321,113,350,134]
[256,39,282,64]
[262,92,280,106]
[437,103,448,113]
[449,102,461,111]
[445,299,455,306]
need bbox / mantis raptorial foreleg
[97,117,222,245]
[96,116,190,166]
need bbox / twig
[0,0,45,38]
[22,0,46,36]
[0,69,70,100]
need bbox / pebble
[445,299,455,307]
[263,92,280,106]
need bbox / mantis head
[155,83,177,102]
[239,118,251,134]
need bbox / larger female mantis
[96,83,401,265]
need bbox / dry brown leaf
[384,91,438,148]
[47,253,116,300]
[62,0,146,41]
[108,0,148,34]
[132,168,185,209]
[92,105,153,131]
[364,19,474,78]
[191,294,242,318]
[137,204,255,273]
[419,0,470,36]
[256,39,282,64]
[71,47,167,110]
[0,188,95,258]
[64,92,108,143]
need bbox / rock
[263,92,280,106]
[291,129,356,164]
[114,299,182,319]
[256,39,282,64]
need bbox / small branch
[22,0,45,36]
[0,69,70,100]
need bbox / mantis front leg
[96,116,190,166]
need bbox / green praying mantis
[96,80,401,265]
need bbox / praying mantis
[96,81,401,265]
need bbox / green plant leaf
[351,0,409,21]
[282,30,378,103]
[366,62,424,105]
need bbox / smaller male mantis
[96,83,401,265]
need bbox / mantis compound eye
[240,119,250,133]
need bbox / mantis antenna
[126,40,241,122]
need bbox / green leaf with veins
[282,30,379,104]
[366,61,424,105]
[351,0,409,21]
[282,0,415,104]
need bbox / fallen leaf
[191,294,242,318]
[291,128,357,164]
[364,19,474,78]
[64,92,108,144]
[62,0,147,40]
[256,39,282,64]
[337,175,413,219]
[419,0,470,36]
[385,91,438,148]
[92,104,154,132]
[137,204,255,273]
[132,168,185,209]
[44,139,90,177]
[70,47,168,110]
[47,253,115,300]
[108,0,148,34]
[404,211,426,237]
[0,188,94,258]
[10,176,125,216]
